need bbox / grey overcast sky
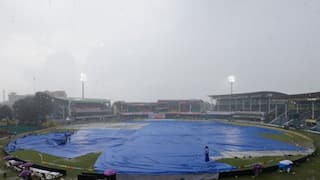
[1,0,320,102]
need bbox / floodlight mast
[80,73,87,99]
[228,75,236,112]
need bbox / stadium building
[209,91,320,127]
[39,92,112,121]
[157,99,204,113]
[113,99,205,119]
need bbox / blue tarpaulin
[5,120,304,174]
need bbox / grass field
[12,150,100,178]
[217,155,305,170]
[221,132,320,180]
[216,129,312,170]
[260,130,314,148]
[0,124,40,135]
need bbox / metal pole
[2,89,5,102]
[33,77,36,93]
[231,82,233,96]
[230,82,233,112]
[82,81,84,99]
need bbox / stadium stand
[310,122,320,132]
[208,91,320,129]
[35,92,113,121]
[269,113,289,126]
[113,99,206,119]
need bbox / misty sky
[1,0,320,102]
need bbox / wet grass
[221,132,320,180]
[12,150,101,178]
[260,131,313,148]
[218,155,304,170]
[0,126,90,179]
[0,124,40,135]
[217,126,313,171]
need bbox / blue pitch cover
[6,120,304,174]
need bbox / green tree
[13,93,54,125]
[13,96,39,124]
[0,105,13,123]
[34,92,54,121]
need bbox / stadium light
[228,75,235,84]
[80,72,87,99]
[228,75,235,94]
[80,72,87,82]
[228,75,235,112]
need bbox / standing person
[205,146,210,162]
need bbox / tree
[13,96,38,124]
[0,105,13,120]
[34,92,54,121]
[12,93,54,125]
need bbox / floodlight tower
[228,75,236,112]
[80,72,87,99]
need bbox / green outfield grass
[217,155,304,170]
[260,131,314,148]
[216,130,312,171]
[0,124,40,135]
[221,132,320,180]
[12,150,101,178]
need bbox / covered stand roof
[287,92,320,100]
[209,91,320,102]
[55,97,110,104]
[209,91,287,100]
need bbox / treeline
[0,104,12,120]
[0,92,54,125]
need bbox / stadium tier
[35,91,320,123]
[209,91,320,127]
[113,99,206,119]
[37,92,112,121]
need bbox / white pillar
[68,100,71,117]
